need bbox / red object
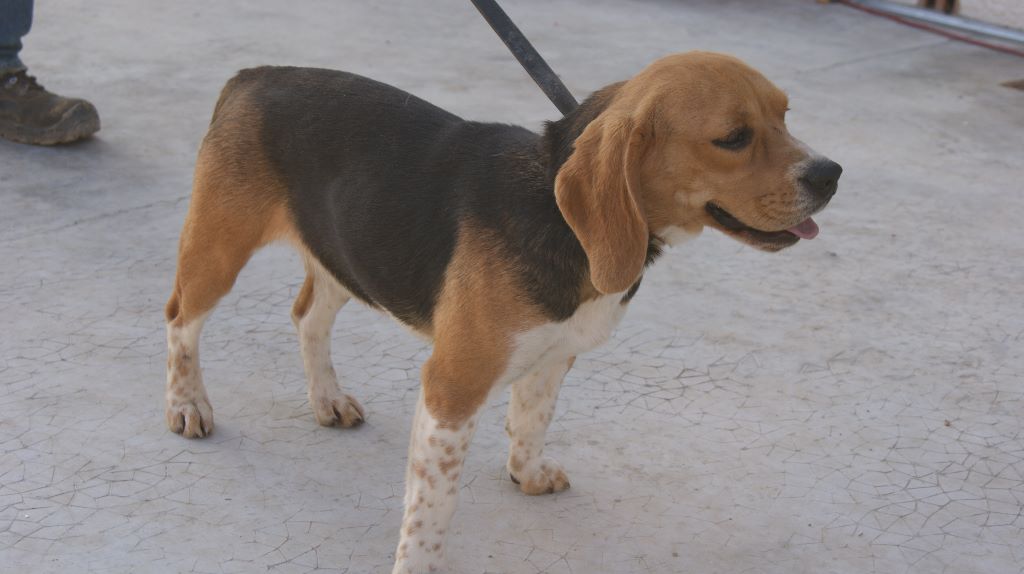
[835,0,1024,59]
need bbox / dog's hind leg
[164,205,264,438]
[165,129,292,438]
[291,255,365,428]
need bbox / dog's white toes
[509,457,570,495]
[312,393,366,428]
[166,398,214,438]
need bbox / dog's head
[555,51,841,294]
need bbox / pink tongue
[787,217,819,239]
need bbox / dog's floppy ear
[555,110,650,294]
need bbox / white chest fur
[500,293,629,386]
[655,225,700,247]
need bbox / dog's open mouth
[705,202,818,250]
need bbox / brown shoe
[0,70,100,145]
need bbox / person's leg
[0,0,33,73]
[0,0,100,145]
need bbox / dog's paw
[311,393,366,428]
[166,398,214,438]
[509,457,570,495]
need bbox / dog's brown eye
[713,127,752,151]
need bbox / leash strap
[470,0,579,116]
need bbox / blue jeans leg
[0,0,33,73]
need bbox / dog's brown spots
[404,520,422,536]
[438,458,458,475]
[169,52,820,573]
[422,225,543,426]
[509,455,524,473]
[412,462,427,479]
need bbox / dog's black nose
[800,159,842,200]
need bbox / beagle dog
[164,51,840,573]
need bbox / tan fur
[164,89,302,439]
[636,54,807,240]
[556,52,816,275]
[421,224,543,426]
[169,52,814,421]
[555,106,650,295]
[166,93,295,328]
[167,52,832,573]
[291,275,315,321]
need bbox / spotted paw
[166,398,214,438]
[311,393,366,428]
[508,457,570,495]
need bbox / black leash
[469,0,579,116]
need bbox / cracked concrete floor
[2,0,1023,572]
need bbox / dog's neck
[540,82,625,181]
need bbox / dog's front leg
[506,358,573,494]
[391,231,540,572]
[392,385,482,573]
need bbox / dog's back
[198,67,564,328]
